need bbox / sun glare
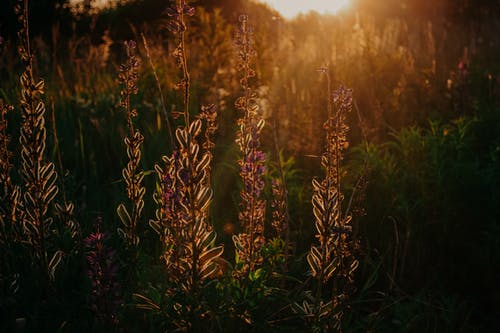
[259,0,351,19]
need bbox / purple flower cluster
[84,218,121,326]
[165,0,195,34]
[240,150,266,195]
[323,85,353,183]
[232,14,268,276]
[271,179,288,237]
[161,173,175,215]
[118,40,140,113]
[457,48,470,85]
[160,150,186,218]
[332,85,353,115]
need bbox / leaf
[307,246,321,277]
[312,178,322,191]
[200,246,224,280]
[154,164,164,175]
[196,186,212,212]
[199,245,223,268]
[136,198,145,215]
[133,293,161,311]
[190,142,200,161]
[48,250,64,281]
[42,182,59,205]
[314,217,326,236]
[324,257,338,282]
[195,153,211,174]
[350,259,359,275]
[189,119,202,137]
[312,194,324,212]
[249,268,265,281]
[175,128,188,147]
[34,79,45,92]
[117,204,132,227]
[232,235,243,251]
[149,220,161,234]
[257,118,265,131]
[200,228,216,247]
[117,227,127,239]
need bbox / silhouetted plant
[150,120,223,292]
[197,103,217,180]
[85,217,121,329]
[148,0,223,296]
[0,100,23,319]
[232,14,268,278]
[116,40,145,248]
[0,99,22,243]
[134,6,225,331]
[300,81,359,331]
[15,0,62,282]
[271,178,288,238]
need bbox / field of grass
[1,0,499,332]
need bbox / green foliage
[349,110,500,330]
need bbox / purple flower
[84,218,121,326]
[125,40,136,50]
[165,1,194,34]
[178,168,190,184]
[183,4,195,16]
[332,85,353,112]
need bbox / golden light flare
[259,0,352,19]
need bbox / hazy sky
[257,0,351,19]
[69,0,351,18]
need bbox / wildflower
[306,81,358,329]
[116,39,144,247]
[271,179,288,237]
[149,2,223,294]
[233,15,267,276]
[85,218,121,327]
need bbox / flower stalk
[149,0,223,295]
[116,40,145,247]
[15,0,61,282]
[306,78,359,329]
[232,14,267,276]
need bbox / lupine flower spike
[116,40,145,247]
[305,78,359,330]
[15,0,61,281]
[149,0,223,294]
[232,15,268,277]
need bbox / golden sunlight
[259,0,351,19]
